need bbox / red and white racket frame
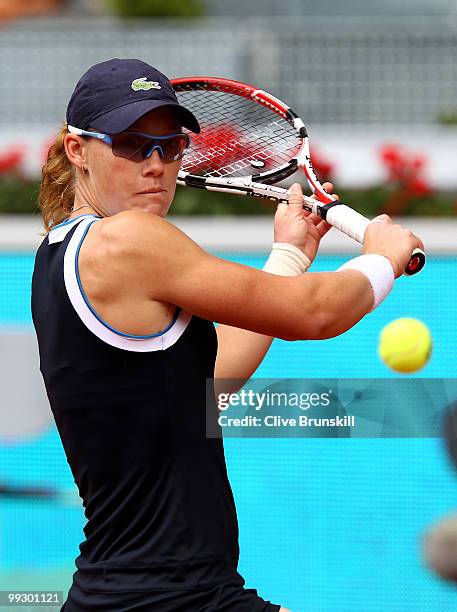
[172,77,425,276]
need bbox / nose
[142,148,164,176]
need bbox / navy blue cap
[66,58,200,134]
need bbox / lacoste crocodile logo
[131,77,161,92]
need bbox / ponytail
[39,124,75,233]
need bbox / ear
[64,133,88,169]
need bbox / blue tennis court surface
[1,253,456,611]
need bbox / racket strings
[175,88,301,178]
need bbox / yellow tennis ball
[379,318,432,373]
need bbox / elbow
[295,310,367,341]
[277,276,368,341]
[282,273,372,341]
[278,277,335,341]
[283,311,334,341]
[306,312,335,340]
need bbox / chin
[144,205,166,216]
[134,197,170,217]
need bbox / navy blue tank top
[31,214,240,592]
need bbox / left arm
[215,324,274,382]
[214,182,334,384]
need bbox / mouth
[137,188,166,195]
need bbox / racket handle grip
[324,203,425,276]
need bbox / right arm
[90,209,404,342]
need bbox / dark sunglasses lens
[112,133,189,162]
[161,135,190,162]
[112,133,148,162]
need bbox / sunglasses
[67,125,190,163]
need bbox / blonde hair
[39,124,75,233]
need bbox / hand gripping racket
[171,77,425,276]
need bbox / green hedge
[0,178,455,217]
[0,178,41,215]
[109,0,205,18]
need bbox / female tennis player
[31,59,423,612]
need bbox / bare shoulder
[77,210,168,303]
[91,209,182,257]
[87,210,205,285]
[78,210,203,305]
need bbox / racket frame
[172,77,425,275]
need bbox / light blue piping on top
[74,219,181,339]
[50,213,101,233]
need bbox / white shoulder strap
[62,216,192,352]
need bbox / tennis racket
[171,77,425,276]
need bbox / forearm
[308,269,377,339]
[214,325,273,383]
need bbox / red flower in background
[379,144,433,215]
[0,144,25,176]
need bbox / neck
[68,204,97,220]
[70,182,102,220]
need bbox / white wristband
[337,254,395,311]
[263,243,311,276]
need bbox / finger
[322,181,334,193]
[304,212,322,226]
[317,220,332,237]
[414,236,425,252]
[287,183,305,211]
[311,183,339,202]
[304,205,333,226]
[322,182,341,201]
[406,230,424,253]
[370,214,392,224]
[275,202,288,215]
